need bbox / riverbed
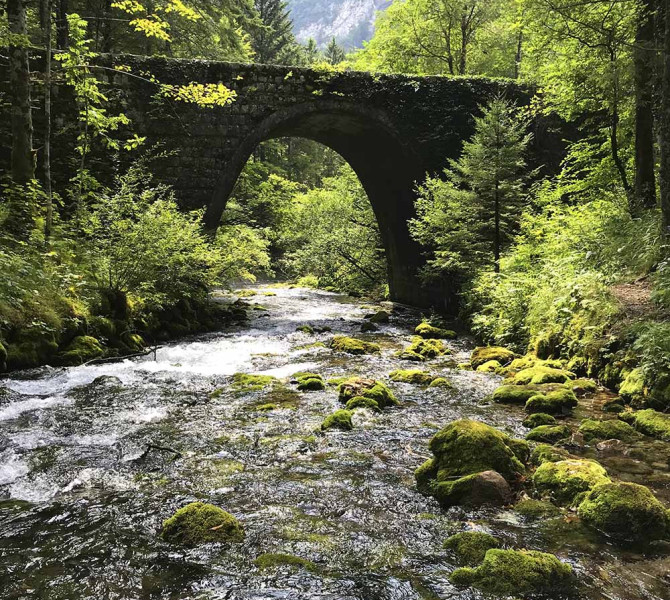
[1,286,668,599]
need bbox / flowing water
[0,286,669,600]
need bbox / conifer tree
[324,36,346,65]
[410,99,532,275]
[251,0,296,64]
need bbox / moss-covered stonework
[578,418,638,442]
[449,549,573,595]
[321,409,354,431]
[161,502,244,546]
[330,336,380,355]
[619,409,670,441]
[577,481,669,543]
[526,424,571,444]
[532,459,610,506]
[443,531,500,566]
[470,346,516,369]
[414,322,456,339]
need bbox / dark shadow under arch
[204,102,430,305]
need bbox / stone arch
[204,101,430,306]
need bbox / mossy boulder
[296,325,314,334]
[419,420,528,487]
[513,366,574,385]
[619,409,670,441]
[577,481,669,543]
[429,377,454,389]
[602,398,625,413]
[530,444,572,466]
[515,498,561,519]
[404,336,448,359]
[525,389,578,414]
[526,425,571,444]
[470,346,516,369]
[297,378,326,391]
[618,368,646,405]
[338,378,398,408]
[345,396,380,411]
[415,322,456,339]
[449,549,573,596]
[321,409,354,431]
[522,413,557,428]
[232,373,277,392]
[571,378,598,396]
[367,310,390,324]
[444,531,500,566]
[59,335,104,366]
[397,349,426,362]
[389,369,436,385]
[330,336,380,355]
[161,502,244,546]
[476,360,502,373]
[578,418,638,442]
[493,384,541,405]
[532,459,611,506]
[360,321,378,333]
[292,372,323,382]
[432,470,513,508]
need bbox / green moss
[338,378,398,408]
[368,310,390,324]
[429,377,454,389]
[414,458,438,494]
[449,549,573,595]
[515,499,561,519]
[161,502,244,546]
[297,378,326,391]
[397,349,426,362]
[389,369,436,385]
[293,372,324,382]
[570,378,598,396]
[415,322,456,339]
[432,471,512,508]
[492,384,540,404]
[618,368,646,404]
[470,346,516,369]
[345,396,380,411]
[525,389,578,414]
[602,398,625,413]
[578,419,638,442]
[526,425,571,444]
[321,409,354,431]
[443,531,500,566]
[255,553,318,573]
[425,419,527,483]
[522,413,557,428]
[532,459,611,506]
[530,444,572,466]
[296,325,314,334]
[235,289,257,297]
[0,341,6,370]
[405,336,448,358]
[620,409,670,440]
[476,360,502,373]
[255,403,277,411]
[330,336,380,355]
[577,481,669,542]
[59,335,104,366]
[513,365,574,385]
[232,373,277,392]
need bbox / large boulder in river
[161,502,244,546]
[415,420,528,507]
[338,377,398,409]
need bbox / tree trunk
[494,180,500,273]
[660,0,670,236]
[56,0,69,49]
[514,29,523,79]
[41,0,54,241]
[7,0,35,185]
[633,0,657,214]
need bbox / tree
[324,36,345,65]
[661,0,670,236]
[250,0,296,64]
[409,99,532,276]
[7,0,34,185]
[299,37,321,65]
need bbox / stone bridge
[3,55,563,308]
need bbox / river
[0,286,668,599]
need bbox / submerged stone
[415,322,456,339]
[255,553,318,573]
[526,424,571,444]
[161,502,244,546]
[321,409,353,431]
[470,346,516,369]
[432,470,513,508]
[515,498,561,519]
[449,549,573,595]
[443,531,500,566]
[578,418,638,442]
[295,325,314,334]
[330,336,380,355]
[389,369,436,385]
[619,409,670,441]
[577,481,670,543]
[532,459,610,506]
[522,413,557,428]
